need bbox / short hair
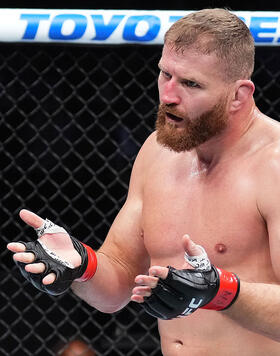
[164,8,255,82]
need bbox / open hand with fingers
[7,210,97,295]
[131,235,240,320]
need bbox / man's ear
[229,80,255,113]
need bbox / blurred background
[1,2,279,355]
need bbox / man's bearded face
[156,97,229,152]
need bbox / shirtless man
[7,8,280,355]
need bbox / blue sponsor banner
[0,9,279,45]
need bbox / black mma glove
[15,219,97,296]
[143,265,240,320]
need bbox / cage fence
[0,44,280,355]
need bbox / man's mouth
[166,112,183,122]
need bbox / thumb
[182,234,204,256]
[182,234,211,271]
[19,209,44,229]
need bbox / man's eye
[161,70,171,79]
[183,80,200,88]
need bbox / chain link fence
[0,43,280,355]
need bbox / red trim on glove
[201,267,240,311]
[75,243,97,282]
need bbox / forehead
[160,44,226,85]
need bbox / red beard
[156,98,228,152]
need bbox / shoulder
[255,133,280,186]
[133,131,161,169]
[138,131,160,154]
[258,140,280,175]
[255,138,280,220]
[252,115,280,173]
[247,115,280,213]
[126,131,160,196]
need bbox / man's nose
[160,79,181,105]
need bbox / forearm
[71,251,134,313]
[223,280,280,342]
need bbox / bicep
[99,199,149,281]
[97,133,157,282]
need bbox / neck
[194,101,258,169]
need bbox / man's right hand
[7,209,97,295]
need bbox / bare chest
[142,157,268,272]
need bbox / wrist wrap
[201,267,239,311]
[142,265,239,320]
[75,242,97,282]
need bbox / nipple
[215,243,227,253]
